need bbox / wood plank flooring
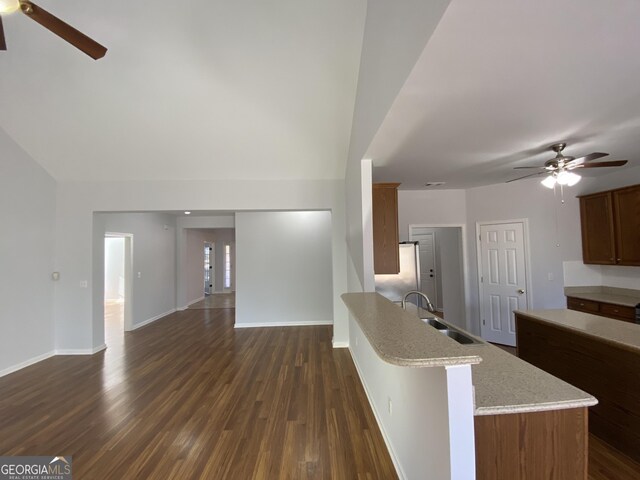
[0,308,397,479]
[188,293,236,310]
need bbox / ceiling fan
[0,0,106,59]
[507,143,628,188]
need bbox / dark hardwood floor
[0,307,397,479]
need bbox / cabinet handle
[613,309,619,313]
[617,258,621,262]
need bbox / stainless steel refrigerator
[374,242,421,304]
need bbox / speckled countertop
[342,293,597,415]
[341,293,482,367]
[565,286,640,307]
[515,308,640,353]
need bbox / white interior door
[479,222,528,346]
[409,229,438,309]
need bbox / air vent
[424,182,446,187]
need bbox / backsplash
[563,260,640,289]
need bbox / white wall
[346,159,375,293]
[0,128,56,375]
[235,211,333,327]
[97,213,177,332]
[347,0,451,168]
[348,316,475,480]
[104,238,125,301]
[54,179,348,351]
[398,190,467,241]
[438,228,465,329]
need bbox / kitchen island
[516,309,640,464]
[342,293,596,480]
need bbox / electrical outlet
[137,272,142,279]
[548,272,555,281]
[79,280,88,288]
[388,397,392,415]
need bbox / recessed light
[424,182,446,187]
[184,211,191,215]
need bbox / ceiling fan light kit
[0,0,19,14]
[508,142,628,188]
[0,0,107,59]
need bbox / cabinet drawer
[600,303,635,321]
[567,297,600,313]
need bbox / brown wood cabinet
[516,313,640,463]
[566,296,636,322]
[475,408,588,480]
[579,184,640,266]
[372,183,400,274]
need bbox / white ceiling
[0,0,366,181]
[368,0,640,189]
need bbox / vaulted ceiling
[0,0,366,181]
[3,0,640,188]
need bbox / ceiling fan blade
[568,152,608,167]
[513,166,546,170]
[0,16,6,51]
[577,160,628,169]
[506,172,546,183]
[20,1,107,59]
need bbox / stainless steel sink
[439,329,482,345]
[421,318,448,330]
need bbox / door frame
[105,232,134,332]
[476,219,533,341]
[408,223,470,332]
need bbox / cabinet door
[580,192,616,264]
[613,185,640,266]
[372,184,400,274]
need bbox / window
[224,244,232,289]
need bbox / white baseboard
[55,343,106,355]
[130,308,176,330]
[349,346,405,480]
[234,320,333,329]
[332,340,349,348]
[0,351,56,378]
[0,343,107,377]
[178,296,205,311]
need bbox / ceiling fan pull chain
[553,184,561,247]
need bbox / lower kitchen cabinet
[567,296,636,322]
[475,408,588,480]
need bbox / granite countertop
[515,308,640,353]
[565,286,640,307]
[341,293,482,367]
[342,292,597,415]
[470,342,597,415]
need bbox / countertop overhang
[342,293,597,415]
[341,292,482,367]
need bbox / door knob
[517,289,525,294]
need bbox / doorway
[409,225,466,329]
[476,220,531,346]
[104,233,133,343]
[204,242,214,295]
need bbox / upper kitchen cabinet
[372,183,400,274]
[579,184,640,266]
[613,185,640,266]
[579,191,616,264]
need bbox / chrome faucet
[401,290,436,313]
